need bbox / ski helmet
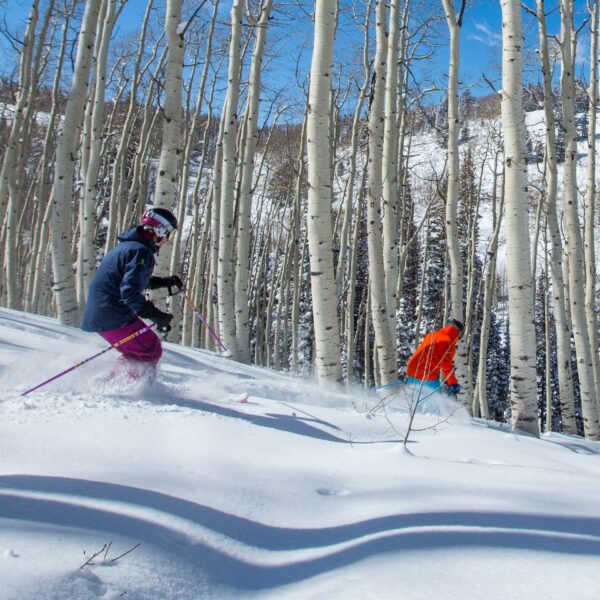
[447,318,464,333]
[141,207,178,239]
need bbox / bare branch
[180,0,211,39]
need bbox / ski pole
[370,378,405,391]
[21,323,157,397]
[179,289,229,354]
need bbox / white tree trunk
[50,0,102,325]
[442,0,465,323]
[535,0,577,433]
[366,0,397,385]
[235,0,273,364]
[105,0,154,252]
[306,0,343,383]
[382,0,401,319]
[499,0,539,436]
[216,0,244,359]
[153,0,184,280]
[475,156,503,419]
[26,3,70,314]
[584,0,600,407]
[170,0,220,341]
[78,0,116,304]
[560,0,600,439]
[442,0,468,408]
[1,0,40,308]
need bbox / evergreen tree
[459,121,470,143]
[535,272,561,432]
[459,89,477,121]
[434,95,449,148]
[351,212,371,382]
[486,311,510,421]
[457,148,484,385]
[526,135,545,163]
[554,100,566,163]
[418,185,447,336]
[397,181,419,368]
[523,82,544,112]
[574,83,590,114]
[575,110,588,141]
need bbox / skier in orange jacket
[405,319,464,396]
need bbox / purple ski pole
[21,323,157,396]
[180,289,229,354]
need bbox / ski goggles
[142,210,176,239]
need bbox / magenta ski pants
[98,317,162,368]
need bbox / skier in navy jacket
[82,207,183,380]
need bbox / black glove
[137,300,173,333]
[149,275,183,296]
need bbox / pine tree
[554,101,567,163]
[434,95,449,148]
[397,181,419,369]
[486,311,510,421]
[418,188,446,336]
[457,148,484,386]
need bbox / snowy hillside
[1,307,600,600]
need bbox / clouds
[468,22,503,48]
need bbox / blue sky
[0,0,592,107]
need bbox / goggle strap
[144,209,175,234]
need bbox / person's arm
[149,275,183,295]
[119,249,154,313]
[439,342,459,386]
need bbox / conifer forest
[2,0,600,441]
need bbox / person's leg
[405,376,441,412]
[99,318,162,380]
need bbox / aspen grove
[2,0,600,440]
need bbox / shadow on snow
[1,475,599,590]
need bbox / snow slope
[1,307,599,599]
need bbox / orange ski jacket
[406,325,461,385]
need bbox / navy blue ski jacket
[81,227,157,332]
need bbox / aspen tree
[153,0,184,282]
[346,161,369,383]
[12,0,56,310]
[559,0,599,439]
[78,0,117,304]
[306,0,343,383]
[442,0,468,407]
[0,0,40,308]
[50,0,102,325]
[382,0,401,332]
[543,228,553,431]
[474,149,503,419]
[499,0,539,436]
[337,0,372,381]
[533,0,577,433]
[216,0,244,360]
[26,3,72,315]
[394,1,411,296]
[123,47,168,235]
[441,0,466,323]
[584,0,600,406]
[291,116,307,375]
[104,0,155,252]
[186,62,222,346]
[170,0,220,341]
[235,0,273,364]
[366,0,397,385]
